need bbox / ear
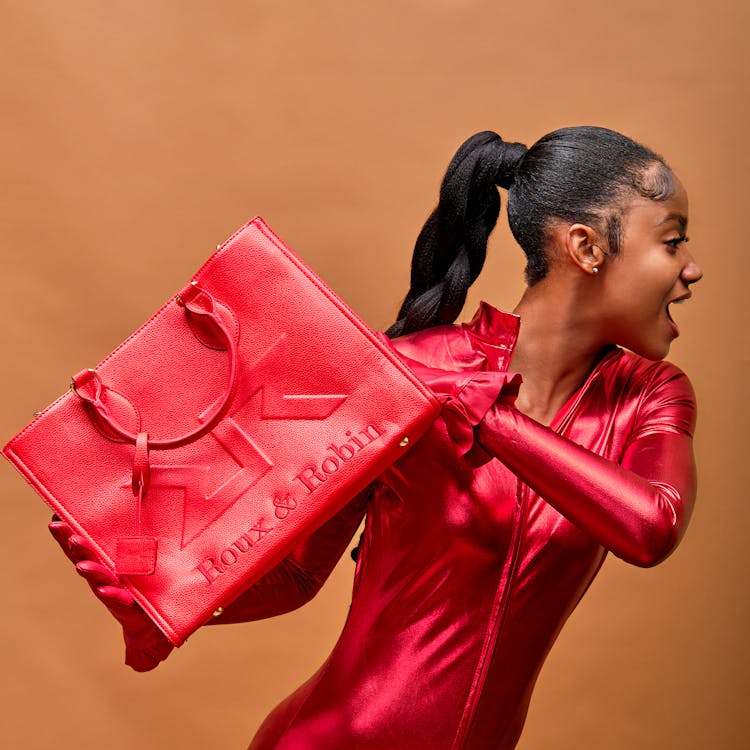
[565,223,606,276]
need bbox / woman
[52,126,701,749]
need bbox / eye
[665,235,689,252]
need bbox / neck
[509,280,611,426]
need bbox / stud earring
[592,266,599,274]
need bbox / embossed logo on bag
[295,425,384,492]
[149,333,349,548]
[194,421,384,584]
[196,519,274,584]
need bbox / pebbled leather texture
[2,217,441,647]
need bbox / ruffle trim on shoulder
[382,302,520,374]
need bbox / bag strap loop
[71,282,238,449]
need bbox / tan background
[1,1,747,748]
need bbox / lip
[665,292,692,338]
[668,292,692,305]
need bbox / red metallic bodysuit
[213,302,697,750]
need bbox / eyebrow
[656,212,688,231]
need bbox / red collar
[461,302,520,372]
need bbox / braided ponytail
[386,131,527,338]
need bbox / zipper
[450,347,620,748]
[550,346,621,433]
[450,479,529,749]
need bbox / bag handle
[70,281,238,450]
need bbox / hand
[48,516,174,672]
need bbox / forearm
[477,404,697,566]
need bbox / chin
[625,340,671,361]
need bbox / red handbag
[3,217,440,646]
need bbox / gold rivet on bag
[212,607,224,617]
[399,437,409,447]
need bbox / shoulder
[388,303,521,374]
[606,349,697,439]
[390,324,488,372]
[608,349,695,399]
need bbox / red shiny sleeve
[476,366,697,567]
[207,488,370,624]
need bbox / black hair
[386,126,674,339]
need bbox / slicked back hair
[386,126,674,339]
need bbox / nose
[681,252,703,285]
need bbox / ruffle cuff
[441,370,523,462]
[380,333,522,463]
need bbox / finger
[48,521,83,566]
[125,639,173,673]
[48,520,75,553]
[126,650,162,673]
[75,560,119,588]
[67,534,99,563]
[96,585,136,609]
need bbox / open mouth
[666,301,681,323]
[665,294,691,333]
